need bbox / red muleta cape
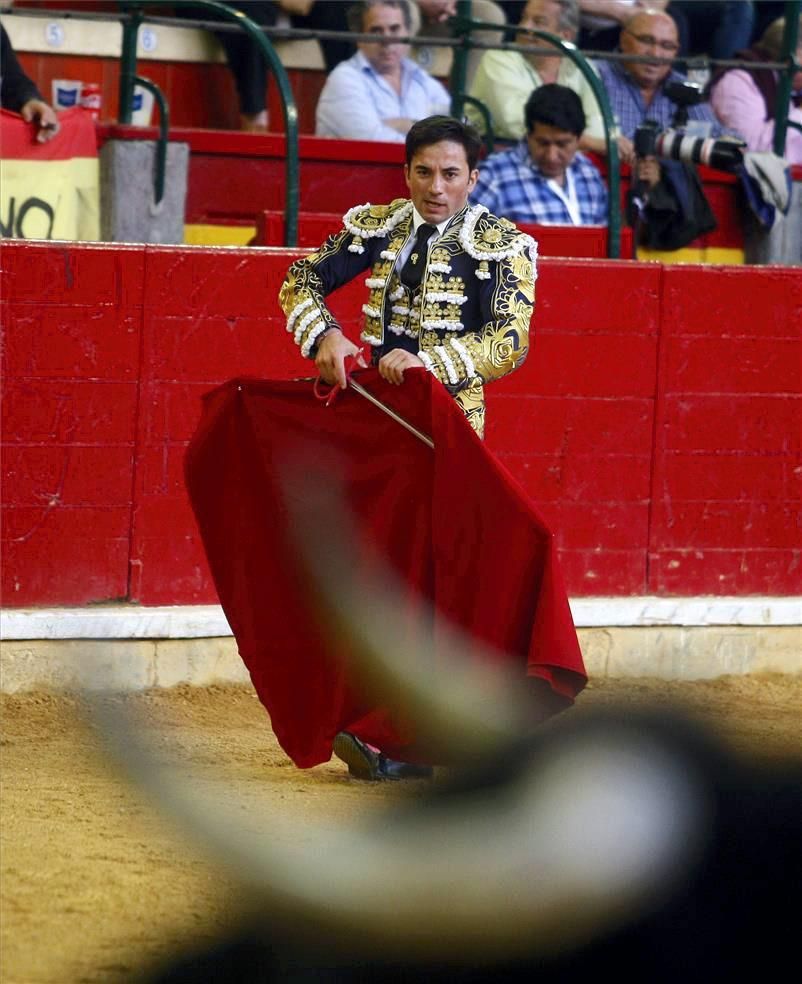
[185,369,586,768]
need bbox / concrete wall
[3,615,800,693]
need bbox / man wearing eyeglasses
[594,8,733,224]
[594,8,728,140]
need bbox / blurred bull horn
[87,694,705,962]
[84,466,705,962]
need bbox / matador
[276,116,546,780]
[279,115,538,440]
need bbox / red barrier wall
[2,240,799,606]
[651,267,802,593]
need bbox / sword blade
[348,378,434,449]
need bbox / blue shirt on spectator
[594,59,728,139]
[315,51,450,143]
[470,142,608,226]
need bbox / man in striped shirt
[470,83,608,225]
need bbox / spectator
[0,23,59,142]
[592,10,730,252]
[751,1,786,41]
[417,0,457,24]
[178,2,353,132]
[410,0,460,76]
[577,0,669,52]
[470,0,626,159]
[709,14,802,163]
[178,1,271,131]
[513,0,749,59]
[594,8,731,138]
[285,1,356,71]
[496,0,527,23]
[470,83,608,224]
[667,1,754,60]
[316,0,450,142]
[411,0,507,89]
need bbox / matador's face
[403,140,479,225]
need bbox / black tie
[400,223,437,291]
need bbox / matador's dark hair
[405,116,483,171]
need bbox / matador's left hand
[378,350,424,386]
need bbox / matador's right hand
[315,329,367,390]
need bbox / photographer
[595,9,731,139]
[628,117,717,250]
[594,8,741,251]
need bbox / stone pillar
[100,140,190,245]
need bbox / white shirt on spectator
[316,51,451,143]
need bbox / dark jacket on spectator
[629,160,717,251]
[1,24,42,112]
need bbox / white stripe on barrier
[1,598,800,641]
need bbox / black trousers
[178,2,353,116]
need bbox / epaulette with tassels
[341,199,413,254]
[459,205,538,280]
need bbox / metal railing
[446,0,800,256]
[118,0,300,245]
[133,74,169,205]
[773,0,802,155]
[449,0,622,257]
[7,0,801,253]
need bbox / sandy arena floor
[2,673,801,984]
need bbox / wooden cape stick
[348,377,435,449]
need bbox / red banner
[0,107,99,240]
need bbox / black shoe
[377,756,434,781]
[333,732,434,782]
[333,731,381,780]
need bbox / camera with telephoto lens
[633,80,746,172]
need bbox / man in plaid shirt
[593,8,730,141]
[470,83,608,225]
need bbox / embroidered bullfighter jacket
[279,198,537,437]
